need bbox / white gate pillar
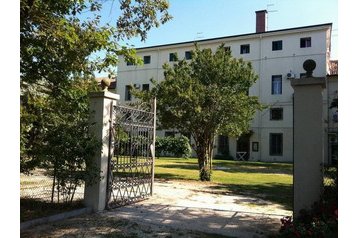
[84,91,120,212]
[291,61,326,218]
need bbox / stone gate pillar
[291,60,326,218]
[84,91,120,212]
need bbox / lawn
[155,157,293,210]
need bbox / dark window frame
[142,84,150,91]
[218,135,229,155]
[269,133,283,156]
[300,73,306,78]
[164,131,175,137]
[169,52,178,62]
[240,44,250,54]
[271,75,282,95]
[270,108,283,120]
[252,142,259,152]
[143,55,151,64]
[272,40,283,51]
[185,51,192,60]
[125,85,132,101]
[300,37,311,48]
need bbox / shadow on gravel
[211,183,293,211]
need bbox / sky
[100,0,338,59]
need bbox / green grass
[155,157,293,210]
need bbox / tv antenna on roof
[194,32,204,41]
[266,3,278,31]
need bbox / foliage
[20,0,172,86]
[20,0,172,185]
[277,166,338,237]
[136,44,263,181]
[156,135,192,158]
[22,79,103,202]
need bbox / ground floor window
[218,135,229,155]
[252,142,259,152]
[269,133,283,156]
[164,131,175,137]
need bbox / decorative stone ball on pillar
[101,78,112,91]
[302,59,316,77]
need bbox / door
[236,134,250,161]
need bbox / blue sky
[100,0,338,57]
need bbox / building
[326,60,338,165]
[116,10,337,163]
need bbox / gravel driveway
[21,179,292,238]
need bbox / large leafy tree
[20,0,171,174]
[138,44,263,181]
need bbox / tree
[136,44,263,181]
[20,0,172,174]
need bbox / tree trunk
[195,135,213,181]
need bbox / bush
[277,166,338,238]
[156,135,192,158]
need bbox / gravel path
[21,179,292,238]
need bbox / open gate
[106,101,156,209]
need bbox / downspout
[258,34,263,161]
[157,48,160,81]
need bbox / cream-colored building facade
[116,11,337,163]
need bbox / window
[271,75,282,95]
[169,52,178,62]
[240,44,250,54]
[270,133,283,156]
[185,51,192,60]
[224,46,231,54]
[300,37,311,48]
[300,73,306,78]
[164,131,175,137]
[272,40,283,51]
[218,135,229,154]
[142,84,150,91]
[252,142,259,152]
[270,108,283,120]
[143,55,151,64]
[125,85,132,101]
[126,61,134,66]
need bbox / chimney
[256,10,267,33]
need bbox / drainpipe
[258,34,263,161]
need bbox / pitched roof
[135,23,332,51]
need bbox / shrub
[277,166,338,238]
[156,135,192,158]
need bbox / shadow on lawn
[157,162,292,175]
[155,172,197,181]
[211,183,293,211]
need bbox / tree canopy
[137,44,263,181]
[20,0,172,175]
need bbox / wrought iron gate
[106,101,156,209]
